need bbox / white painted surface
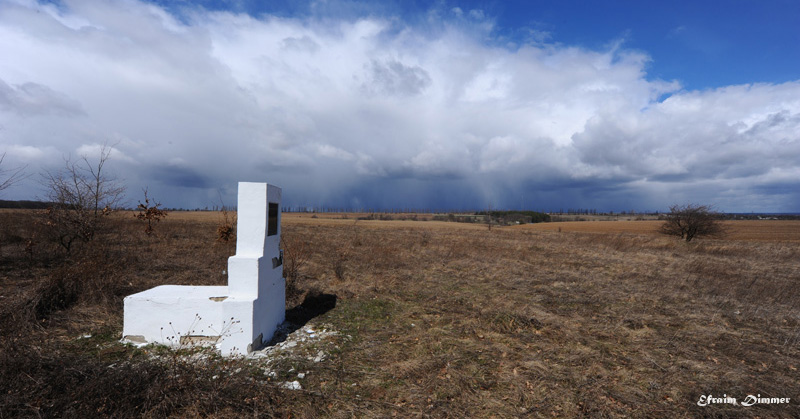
[123,182,285,356]
[122,285,229,344]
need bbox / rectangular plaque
[268,202,278,236]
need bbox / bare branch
[39,143,126,252]
[659,204,726,242]
[0,152,28,193]
[135,187,168,236]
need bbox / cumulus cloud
[0,0,797,211]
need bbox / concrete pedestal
[122,182,284,356]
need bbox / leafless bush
[40,144,125,253]
[281,234,311,304]
[659,203,726,242]
[216,206,236,243]
[134,188,167,236]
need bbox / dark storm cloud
[150,164,213,189]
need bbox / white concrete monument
[123,182,285,356]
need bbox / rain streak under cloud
[0,0,799,212]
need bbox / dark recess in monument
[268,202,278,236]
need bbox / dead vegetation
[519,218,800,241]
[658,204,726,242]
[134,188,168,236]
[1,210,799,417]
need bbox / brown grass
[159,211,800,241]
[518,219,800,242]
[1,210,799,417]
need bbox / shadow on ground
[265,293,337,346]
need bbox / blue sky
[186,0,800,89]
[1,0,799,211]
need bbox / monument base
[122,285,228,346]
[122,281,285,355]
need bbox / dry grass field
[518,219,800,242]
[1,210,799,417]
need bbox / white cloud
[75,143,136,164]
[0,0,797,211]
[4,144,49,161]
[315,144,354,161]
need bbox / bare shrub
[134,188,167,236]
[659,203,726,242]
[40,144,125,253]
[281,234,311,304]
[216,205,236,243]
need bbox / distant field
[161,211,483,230]
[517,219,663,234]
[160,211,800,242]
[518,220,800,242]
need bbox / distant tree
[41,144,126,252]
[0,152,26,193]
[659,204,725,242]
